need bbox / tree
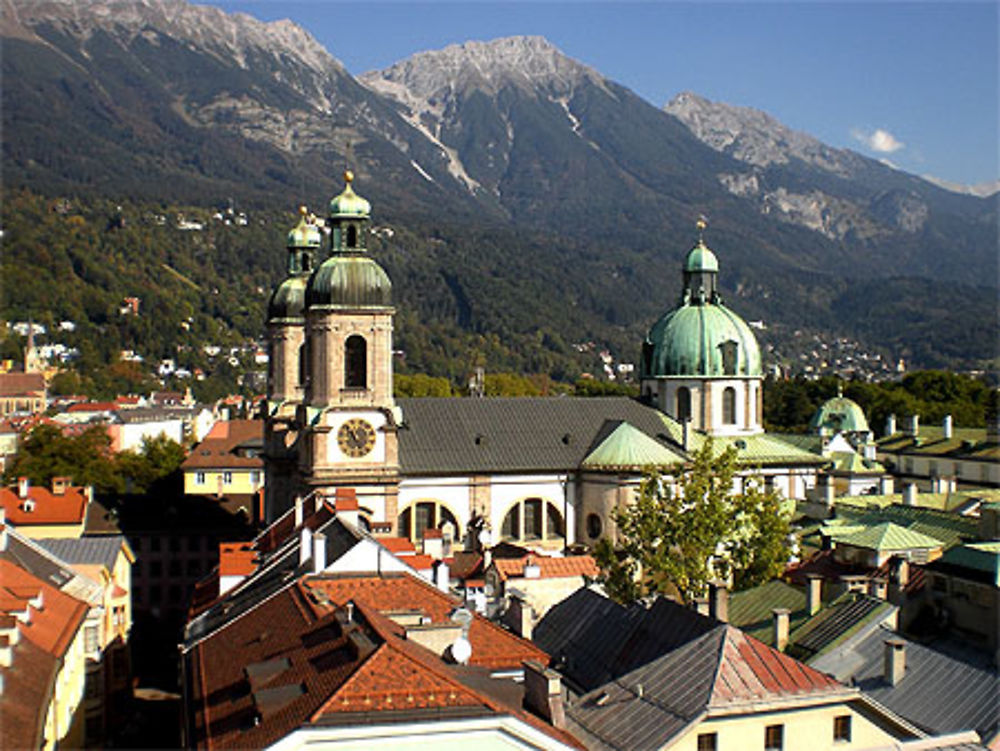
[595,439,791,604]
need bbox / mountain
[2,0,996,373]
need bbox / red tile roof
[0,634,58,749]
[406,554,434,571]
[219,542,257,577]
[0,483,89,526]
[305,574,547,670]
[66,401,118,413]
[0,559,89,658]
[378,537,416,555]
[491,554,599,582]
[186,579,582,750]
[0,372,45,398]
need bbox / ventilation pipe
[17,477,28,500]
[942,415,953,440]
[299,527,312,566]
[902,484,918,506]
[885,413,897,437]
[807,575,823,616]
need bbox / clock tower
[297,171,400,525]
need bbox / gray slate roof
[396,397,682,475]
[36,535,129,571]
[811,625,999,741]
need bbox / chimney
[422,528,444,560]
[522,660,566,729]
[904,415,919,437]
[823,476,836,506]
[434,560,450,593]
[885,413,897,437]
[523,557,541,579]
[772,608,790,652]
[682,417,690,452]
[17,477,28,500]
[693,598,710,616]
[299,527,312,566]
[334,488,360,528]
[942,414,953,440]
[884,639,906,686]
[708,581,729,623]
[312,532,327,574]
[0,641,11,668]
[879,476,895,496]
[902,483,918,506]
[294,496,304,528]
[807,575,823,616]
[51,477,71,496]
[507,590,534,639]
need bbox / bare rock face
[667,92,930,237]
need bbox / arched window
[345,335,366,389]
[300,252,311,272]
[346,225,357,248]
[676,386,692,421]
[298,343,307,386]
[398,501,458,541]
[500,499,564,542]
[586,513,603,539]
[723,386,737,425]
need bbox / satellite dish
[451,635,472,665]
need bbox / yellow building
[0,556,90,750]
[181,419,264,517]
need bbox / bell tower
[263,207,322,523]
[297,171,400,526]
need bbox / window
[85,624,100,653]
[697,733,717,751]
[298,342,307,386]
[722,386,737,425]
[834,715,851,742]
[398,501,458,542]
[250,471,261,486]
[223,471,233,484]
[195,472,206,485]
[149,561,163,577]
[676,387,691,421]
[586,513,603,539]
[345,335,367,389]
[765,724,784,750]
[346,224,358,248]
[720,340,738,375]
[500,499,565,542]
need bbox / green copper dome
[809,395,870,434]
[685,241,719,273]
[268,276,308,321]
[306,256,391,308]
[287,207,322,248]
[329,170,371,217]
[643,303,762,378]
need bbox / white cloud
[851,127,905,154]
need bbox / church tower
[263,207,321,522]
[641,221,764,436]
[297,171,400,524]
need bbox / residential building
[0,554,90,750]
[182,419,264,516]
[877,415,1000,489]
[0,476,91,539]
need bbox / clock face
[337,418,376,458]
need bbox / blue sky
[215,1,998,187]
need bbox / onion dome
[307,172,391,309]
[268,276,309,321]
[809,393,870,434]
[305,256,392,308]
[287,206,322,249]
[329,170,371,217]
[642,220,762,379]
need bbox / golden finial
[343,169,354,185]
[696,215,708,243]
[299,205,308,217]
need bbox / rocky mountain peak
[360,34,603,101]
[665,91,860,176]
[2,0,344,75]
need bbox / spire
[328,169,371,253]
[286,205,321,275]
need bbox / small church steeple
[328,170,372,254]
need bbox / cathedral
[264,173,826,549]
